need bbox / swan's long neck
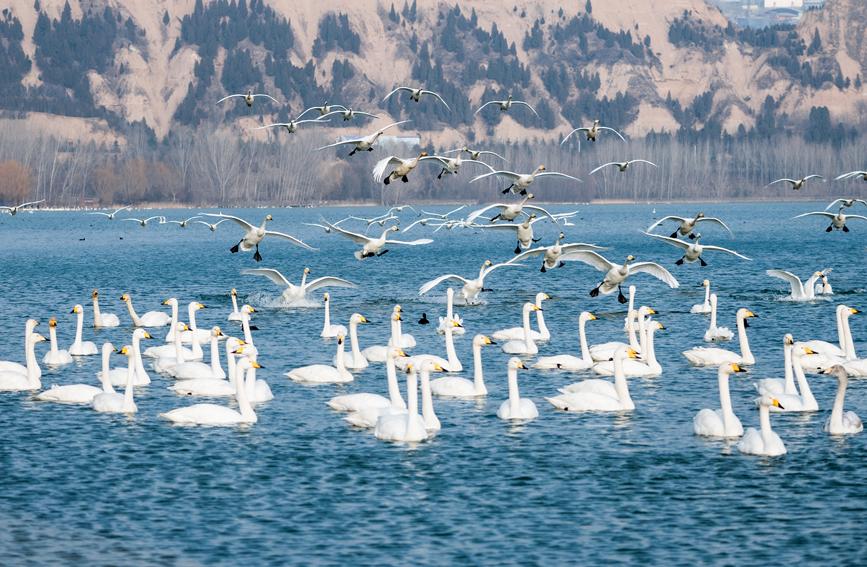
[390,317,402,346]
[473,343,486,395]
[168,302,179,337]
[25,337,41,389]
[133,333,148,382]
[703,285,710,308]
[322,300,332,332]
[791,354,816,408]
[535,307,549,339]
[74,311,84,344]
[829,374,848,432]
[781,343,796,395]
[446,289,454,319]
[420,369,438,427]
[522,307,534,349]
[579,317,592,363]
[210,335,222,375]
[173,326,186,364]
[717,368,736,432]
[386,356,406,408]
[444,325,460,369]
[125,299,142,326]
[122,359,135,411]
[708,299,718,329]
[637,314,649,355]
[300,271,308,289]
[834,306,845,351]
[405,371,420,435]
[231,294,239,315]
[49,325,59,354]
[242,316,254,346]
[226,346,237,386]
[92,296,102,326]
[840,311,856,359]
[759,403,773,445]
[349,321,362,365]
[335,339,347,374]
[236,364,256,422]
[613,354,633,409]
[507,367,521,416]
[805,273,821,299]
[627,311,640,351]
[645,326,660,370]
[188,305,199,332]
[100,348,115,393]
[736,316,754,364]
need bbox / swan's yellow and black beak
[197,303,206,309]
[588,313,598,321]
[32,333,47,342]
[627,348,639,359]
[337,336,344,345]
[162,299,171,305]
[772,398,784,409]
[143,331,152,340]
[730,363,747,373]
[251,360,263,369]
[433,363,444,372]
[516,360,527,369]
[804,347,817,355]
[850,308,860,315]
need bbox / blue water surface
[0,202,865,565]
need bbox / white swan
[200,212,314,262]
[644,232,751,266]
[691,279,712,314]
[767,174,823,190]
[169,338,245,397]
[166,327,226,380]
[42,318,72,366]
[329,347,407,413]
[436,288,465,335]
[237,348,273,403]
[91,290,120,328]
[815,273,833,295]
[430,335,495,398]
[68,305,98,356]
[0,198,44,215]
[794,207,867,232]
[800,305,852,368]
[36,342,109,403]
[320,293,347,338]
[594,321,664,377]
[471,164,580,196]
[683,309,757,366]
[564,252,679,303]
[561,119,626,148]
[332,314,369,370]
[465,194,554,223]
[120,293,171,327]
[288,334,353,384]
[0,331,46,391]
[501,302,542,355]
[494,293,550,342]
[92,344,138,414]
[646,212,733,240]
[322,221,433,259]
[547,346,638,412]
[152,323,193,373]
[693,363,748,438]
[317,120,410,155]
[0,319,38,375]
[758,344,818,412]
[534,312,597,371]
[766,269,827,301]
[216,89,279,107]
[589,306,653,361]
[590,159,657,175]
[819,366,863,435]
[98,328,152,386]
[419,259,521,305]
[475,94,539,117]
[382,86,450,109]
[160,358,260,426]
[372,152,441,185]
[497,358,537,420]
[509,232,603,273]
[755,335,798,397]
[390,305,416,348]
[374,364,428,443]
[399,319,463,372]
[703,294,733,342]
[241,267,356,305]
[161,298,181,342]
[180,301,211,346]
[362,309,406,363]
[737,394,786,456]
[88,205,130,220]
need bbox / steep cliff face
[0,0,862,144]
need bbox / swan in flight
[241,267,355,304]
[561,120,625,150]
[835,169,867,181]
[321,221,432,260]
[317,120,411,156]
[297,102,348,119]
[42,318,72,366]
[120,293,171,327]
[825,197,867,210]
[87,205,130,220]
[466,194,556,224]
[765,269,829,301]
[382,86,450,110]
[474,214,546,253]
[794,207,867,232]
[644,232,751,266]
[255,117,329,134]
[590,160,657,175]
[683,308,757,366]
[767,174,823,190]
[287,334,354,384]
[691,279,712,314]
[195,219,228,232]
[443,147,506,163]
[202,212,314,261]
[91,290,120,328]
[534,312,597,371]
[474,95,539,117]
[216,89,279,107]
[546,346,638,412]
[471,165,580,195]
[161,358,261,426]
[123,216,164,227]
[68,306,98,356]
[819,366,863,435]
[0,330,46,391]
[703,294,734,342]
[419,259,521,304]
[497,358,537,421]
[646,212,732,240]
[737,395,786,456]
[564,252,679,303]
[508,232,604,272]
[693,363,748,438]
[372,152,439,185]
[166,216,201,228]
[320,107,379,121]
[429,335,496,398]
[1,199,44,215]
[426,154,496,179]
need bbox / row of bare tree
[0,124,864,206]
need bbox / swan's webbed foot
[377,249,390,256]
[843,225,850,233]
[401,176,409,183]
[490,214,501,222]
[501,186,511,195]
[675,257,685,265]
[688,233,697,240]
[617,286,627,304]
[589,287,600,298]
[383,176,391,186]
[348,149,357,157]
[826,225,833,232]
[514,244,522,254]
[532,237,542,243]
[519,189,527,196]
[230,242,241,254]
[558,261,565,268]
[253,247,263,262]
[367,147,373,151]
[699,257,708,267]
[481,288,493,293]
[540,264,547,273]
[437,169,445,179]
[670,231,678,238]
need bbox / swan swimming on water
[533,312,597,371]
[547,346,638,412]
[737,394,786,457]
[0,330,46,391]
[691,279,712,314]
[430,335,496,398]
[497,358,537,421]
[320,293,347,338]
[68,306,98,356]
[121,294,171,327]
[91,290,120,328]
[693,363,748,438]
[329,346,407,413]
[42,318,73,366]
[703,294,734,342]
[160,358,261,426]
[683,308,757,366]
[92,344,138,414]
[494,292,550,342]
[765,268,830,301]
[818,365,863,435]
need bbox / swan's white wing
[145,216,165,223]
[384,238,434,246]
[825,199,848,210]
[194,220,213,228]
[316,138,365,150]
[241,268,292,287]
[471,223,520,231]
[265,230,317,251]
[559,243,606,253]
[766,269,805,297]
[793,211,835,219]
[0,206,12,212]
[645,215,687,232]
[88,212,111,217]
[630,262,679,288]
[251,93,280,103]
[183,216,201,223]
[462,159,497,173]
[508,247,546,262]
[372,156,404,183]
[476,150,507,161]
[695,217,733,236]
[589,162,619,175]
[644,232,690,250]
[111,205,132,215]
[512,101,539,117]
[482,261,524,278]
[597,126,626,141]
[421,90,450,110]
[474,100,499,115]
[419,274,468,295]
[201,213,254,231]
[560,250,615,272]
[535,172,582,182]
[803,174,824,181]
[471,170,520,183]
[834,171,867,180]
[254,123,291,130]
[560,128,589,145]
[375,119,412,136]
[466,204,503,223]
[382,86,413,102]
[304,277,357,293]
[522,205,559,225]
[323,221,371,244]
[17,199,45,209]
[702,245,751,260]
[402,218,434,232]
[216,94,245,104]
[629,159,658,168]
[122,218,141,223]
[767,178,797,186]
[846,215,867,222]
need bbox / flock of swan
[2,82,866,456]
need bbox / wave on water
[246,291,321,309]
